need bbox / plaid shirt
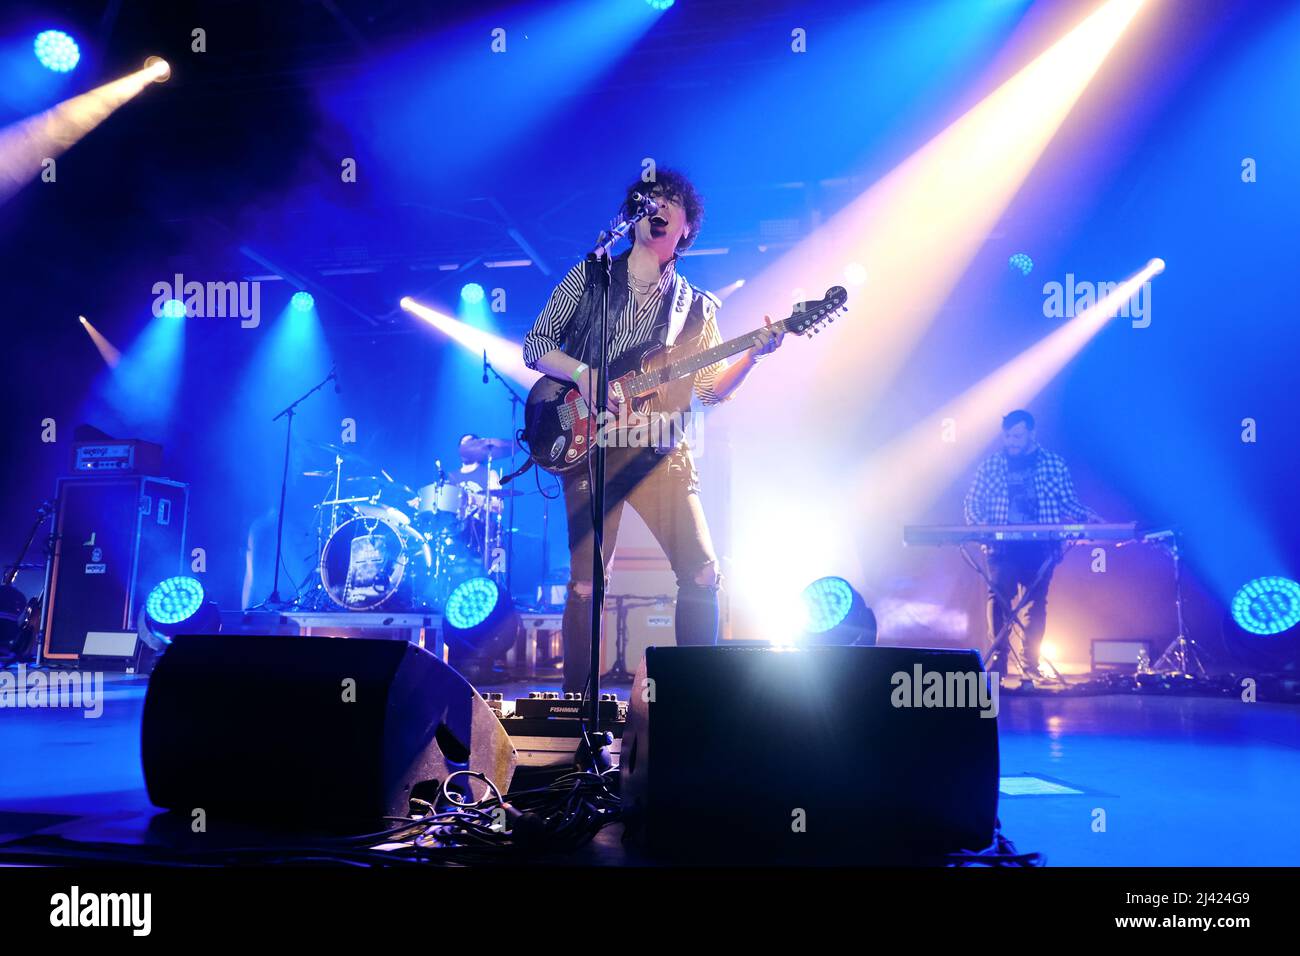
[963,447,1089,525]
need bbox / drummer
[453,433,503,498]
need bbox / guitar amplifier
[41,476,189,663]
[71,437,163,474]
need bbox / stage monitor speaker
[42,475,188,662]
[621,644,999,863]
[141,634,517,827]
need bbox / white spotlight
[143,56,171,83]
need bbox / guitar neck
[627,315,797,395]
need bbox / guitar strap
[646,275,715,455]
[660,271,694,347]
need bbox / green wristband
[571,362,589,383]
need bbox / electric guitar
[521,286,848,474]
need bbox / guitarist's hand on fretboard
[745,314,785,365]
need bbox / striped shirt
[523,258,728,405]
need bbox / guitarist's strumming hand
[572,361,624,418]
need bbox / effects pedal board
[485,693,627,768]
[510,692,624,723]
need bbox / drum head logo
[344,533,392,606]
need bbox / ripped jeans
[560,443,720,694]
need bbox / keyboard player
[963,410,1102,678]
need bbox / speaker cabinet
[621,644,999,863]
[142,635,517,826]
[41,475,188,662]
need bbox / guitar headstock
[787,286,848,336]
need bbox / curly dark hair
[621,167,704,253]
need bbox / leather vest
[560,251,707,366]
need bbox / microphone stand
[261,367,337,610]
[583,196,656,744]
[482,357,526,599]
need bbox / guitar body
[521,285,848,475]
[523,342,691,475]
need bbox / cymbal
[301,438,380,470]
[460,436,514,461]
[342,474,415,495]
[445,479,526,498]
[312,495,374,508]
[302,438,352,457]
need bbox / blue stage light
[34,30,80,73]
[1009,252,1034,276]
[442,576,519,661]
[139,576,220,652]
[146,576,206,626]
[460,283,485,306]
[1231,576,1300,636]
[803,577,855,633]
[160,298,186,319]
[645,0,676,9]
[799,576,877,646]
[446,577,500,630]
[291,291,315,312]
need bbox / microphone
[482,350,489,384]
[631,192,660,217]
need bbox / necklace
[629,272,657,294]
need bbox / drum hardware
[332,448,344,536]
[301,438,380,472]
[313,495,375,508]
[353,502,413,527]
[258,357,551,616]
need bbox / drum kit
[298,437,523,612]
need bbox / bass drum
[321,515,424,610]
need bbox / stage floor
[1,672,1297,866]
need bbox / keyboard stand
[959,543,1067,685]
